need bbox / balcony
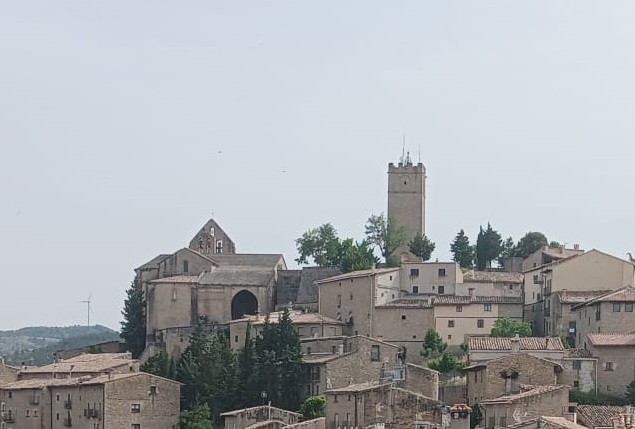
[64,417,72,427]
[64,400,72,410]
[29,396,40,405]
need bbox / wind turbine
[80,293,93,326]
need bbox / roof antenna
[401,134,406,164]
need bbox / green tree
[490,318,532,337]
[177,318,212,410]
[120,277,146,359]
[450,229,474,268]
[428,351,464,373]
[255,309,303,411]
[179,404,213,429]
[497,237,517,267]
[515,232,549,258]
[409,232,436,262]
[470,405,482,429]
[235,325,259,407]
[337,239,377,272]
[365,213,406,266]
[549,241,562,248]
[141,351,175,379]
[476,223,502,270]
[295,223,341,267]
[299,395,327,420]
[421,329,447,359]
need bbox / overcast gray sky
[1,1,635,330]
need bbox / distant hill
[0,325,120,366]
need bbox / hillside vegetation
[0,325,120,366]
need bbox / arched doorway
[231,290,258,320]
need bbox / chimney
[511,334,521,353]
[574,244,580,251]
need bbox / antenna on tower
[418,144,421,164]
[79,293,92,326]
[400,134,406,164]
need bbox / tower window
[403,181,407,185]
[216,240,223,253]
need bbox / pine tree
[277,309,303,411]
[120,277,146,359]
[450,229,474,268]
[409,232,435,262]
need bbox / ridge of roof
[316,268,400,284]
[571,286,635,310]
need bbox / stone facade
[221,405,302,429]
[189,218,236,256]
[325,382,441,429]
[479,385,570,429]
[523,249,635,336]
[400,262,462,297]
[0,361,18,384]
[0,372,179,429]
[587,338,635,398]
[372,303,434,347]
[387,159,426,258]
[468,337,566,363]
[465,353,562,405]
[317,268,401,337]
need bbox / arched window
[183,260,189,273]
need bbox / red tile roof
[587,333,635,347]
[468,337,565,351]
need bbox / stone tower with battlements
[387,153,426,257]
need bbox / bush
[569,389,628,406]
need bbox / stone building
[478,385,570,429]
[461,271,524,299]
[400,262,462,296]
[188,218,236,256]
[221,405,302,429]
[505,416,588,429]
[523,249,635,336]
[560,349,597,393]
[317,268,401,337]
[522,246,584,273]
[372,299,434,347]
[300,336,438,401]
[585,333,635,397]
[468,337,566,364]
[324,382,441,429]
[229,310,344,351]
[0,372,179,429]
[432,296,523,347]
[464,353,562,405]
[387,155,426,259]
[570,287,635,349]
[0,360,18,385]
[549,290,609,348]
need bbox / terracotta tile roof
[19,353,136,374]
[316,268,400,284]
[576,405,628,428]
[540,416,590,429]
[565,348,593,358]
[200,267,275,287]
[463,271,524,284]
[220,405,301,418]
[376,298,433,308]
[1,372,177,390]
[232,311,343,326]
[464,352,563,371]
[587,333,635,347]
[479,385,564,404]
[450,404,472,413]
[326,380,391,393]
[210,254,284,268]
[468,337,565,351]
[574,286,635,308]
[557,290,611,304]
[302,353,347,364]
[433,295,523,305]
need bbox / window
[477,319,484,328]
[484,304,492,312]
[25,410,30,417]
[401,315,406,320]
[132,425,141,429]
[349,293,353,300]
[574,381,579,388]
[412,335,417,339]
[183,260,189,273]
[307,347,312,354]
[371,345,380,361]
[337,295,341,308]
[149,385,157,396]
[613,303,621,312]
[626,303,634,312]
[607,385,612,392]
[448,334,452,340]
[216,240,223,253]
[438,285,445,295]
[334,395,338,403]
[438,268,446,277]
[412,286,419,295]
[234,335,239,343]
[448,320,455,328]
[410,268,419,277]
[311,366,320,381]
[572,360,581,370]
[456,305,462,312]
[390,276,393,281]
[605,362,614,371]
[131,404,141,413]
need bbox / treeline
[141,310,303,425]
[296,214,561,273]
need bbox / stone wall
[590,345,635,397]
[561,357,596,393]
[284,417,326,429]
[222,406,302,429]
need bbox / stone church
[136,218,338,357]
